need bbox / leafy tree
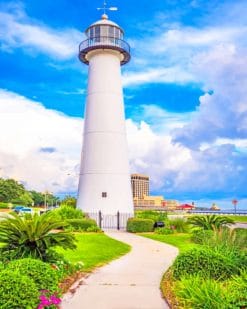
[0,212,77,261]
[29,190,44,206]
[0,178,25,203]
[61,195,77,208]
[12,191,34,206]
[188,215,235,231]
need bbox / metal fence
[86,211,133,230]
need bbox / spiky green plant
[0,212,76,261]
[187,215,234,231]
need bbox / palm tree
[187,215,235,231]
[0,211,76,261]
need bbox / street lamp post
[232,199,238,214]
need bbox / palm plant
[187,215,234,231]
[0,211,76,261]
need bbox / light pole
[232,199,238,214]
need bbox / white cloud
[0,89,83,193]
[122,66,195,87]
[0,8,83,59]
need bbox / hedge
[127,218,154,233]
[66,218,97,231]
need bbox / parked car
[13,205,24,213]
[19,207,33,214]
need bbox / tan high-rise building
[131,174,149,198]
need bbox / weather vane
[97,0,118,15]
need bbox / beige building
[133,195,165,207]
[131,174,149,199]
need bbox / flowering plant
[37,290,61,309]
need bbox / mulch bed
[161,269,180,309]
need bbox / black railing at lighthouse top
[79,36,131,65]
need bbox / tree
[61,195,77,208]
[12,191,34,206]
[29,190,44,206]
[0,178,25,203]
[188,215,235,231]
[0,212,77,261]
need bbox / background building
[131,174,149,198]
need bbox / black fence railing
[79,36,130,53]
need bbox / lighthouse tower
[77,12,134,225]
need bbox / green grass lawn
[140,233,198,253]
[57,233,131,271]
[226,215,247,223]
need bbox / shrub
[136,210,167,222]
[234,228,247,244]
[0,269,39,308]
[54,205,85,220]
[174,275,232,309]
[187,215,234,230]
[86,225,102,232]
[191,229,214,244]
[172,247,242,280]
[168,218,189,233]
[0,202,9,209]
[0,212,76,262]
[155,227,174,235]
[127,218,154,233]
[65,218,97,231]
[228,271,247,307]
[7,258,60,293]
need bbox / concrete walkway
[61,231,178,309]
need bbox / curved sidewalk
[61,231,178,309]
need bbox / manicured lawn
[57,233,131,271]
[140,233,198,253]
[226,215,247,223]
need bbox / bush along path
[61,231,178,309]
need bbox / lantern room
[79,14,130,65]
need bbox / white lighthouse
[77,11,134,226]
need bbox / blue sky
[0,0,246,209]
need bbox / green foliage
[29,190,45,206]
[0,178,25,203]
[172,247,242,280]
[155,227,174,235]
[234,228,247,245]
[7,258,60,293]
[65,218,97,231]
[168,217,189,233]
[54,205,85,220]
[11,191,34,206]
[86,225,102,232]
[61,195,77,208]
[228,271,247,307]
[0,202,9,209]
[136,210,167,222]
[0,212,76,261]
[0,269,39,309]
[127,218,154,233]
[187,215,235,231]
[174,275,232,309]
[174,272,247,308]
[191,229,214,244]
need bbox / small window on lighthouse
[102,192,107,198]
